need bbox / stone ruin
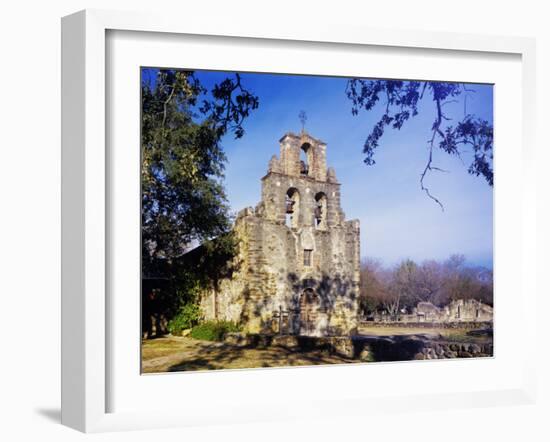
[414,299,493,323]
[370,299,493,324]
[199,131,361,336]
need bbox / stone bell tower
[200,129,360,337]
[261,131,344,230]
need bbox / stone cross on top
[299,110,307,133]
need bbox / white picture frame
[61,9,537,433]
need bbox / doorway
[299,288,320,335]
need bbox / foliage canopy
[141,69,258,336]
[346,80,493,209]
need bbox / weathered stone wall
[260,169,343,226]
[200,131,360,337]
[199,210,252,323]
[279,132,327,182]
[445,299,493,322]
[359,321,493,330]
[412,299,493,323]
[366,299,493,324]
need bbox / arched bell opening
[299,143,313,176]
[285,187,300,228]
[314,192,328,230]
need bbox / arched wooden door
[299,288,320,335]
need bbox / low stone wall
[411,341,493,360]
[350,336,492,361]
[359,321,492,330]
[223,333,493,362]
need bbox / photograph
[1,0,545,439]
[140,68,494,373]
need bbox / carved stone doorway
[299,288,320,335]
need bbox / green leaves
[141,69,258,268]
[141,69,258,336]
[167,303,201,335]
[199,72,259,139]
[346,79,494,207]
[190,321,241,342]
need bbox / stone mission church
[199,130,361,337]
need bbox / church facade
[199,131,360,336]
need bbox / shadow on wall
[242,272,358,335]
[142,232,242,339]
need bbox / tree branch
[420,98,445,211]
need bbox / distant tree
[346,80,493,209]
[378,280,402,319]
[359,258,386,314]
[415,260,444,305]
[371,259,420,317]
[434,255,494,306]
[359,255,493,316]
[141,69,258,336]
[438,254,467,304]
[473,269,493,306]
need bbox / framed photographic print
[139,67,495,374]
[61,9,537,433]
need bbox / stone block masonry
[199,131,360,336]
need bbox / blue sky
[143,69,494,268]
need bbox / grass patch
[141,336,355,373]
[438,332,486,343]
[141,337,189,360]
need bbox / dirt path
[142,336,353,373]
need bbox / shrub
[167,303,201,335]
[190,320,241,342]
